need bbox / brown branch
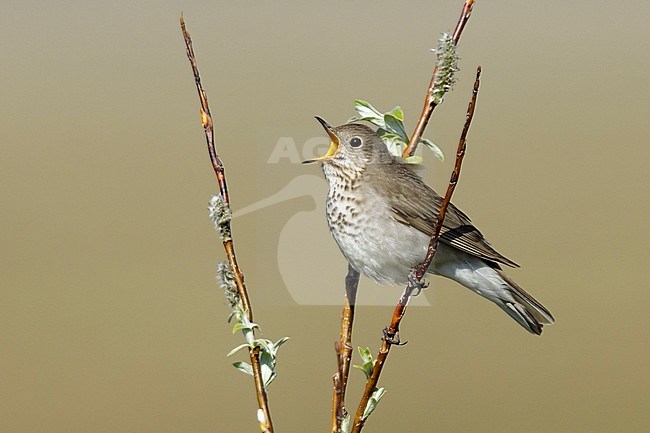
[331,265,360,433]
[349,273,417,433]
[416,67,481,279]
[180,16,273,433]
[351,66,482,433]
[402,0,475,158]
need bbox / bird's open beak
[302,116,340,164]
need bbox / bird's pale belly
[327,199,434,285]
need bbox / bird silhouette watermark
[233,134,434,307]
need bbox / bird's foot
[406,269,428,297]
[383,327,407,346]
[411,280,429,297]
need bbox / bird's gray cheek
[368,150,381,164]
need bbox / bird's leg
[331,265,360,433]
[381,269,427,345]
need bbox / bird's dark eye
[350,137,363,148]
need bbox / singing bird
[303,117,554,334]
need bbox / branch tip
[403,0,476,158]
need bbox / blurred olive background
[2,1,649,432]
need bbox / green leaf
[274,336,290,348]
[351,100,445,164]
[226,343,251,357]
[362,387,386,419]
[383,113,408,142]
[386,105,404,122]
[243,328,256,345]
[352,101,386,129]
[354,100,383,121]
[263,371,277,387]
[239,316,259,332]
[232,322,246,334]
[347,116,381,124]
[353,347,375,380]
[358,347,373,364]
[268,336,290,356]
[380,133,406,157]
[259,351,277,387]
[232,361,254,376]
[353,364,371,380]
[254,338,272,353]
[420,138,444,162]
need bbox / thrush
[303,117,554,335]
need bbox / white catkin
[431,32,459,104]
[208,195,232,241]
[216,261,239,307]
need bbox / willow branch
[331,265,360,433]
[402,0,475,158]
[180,16,274,433]
[351,66,482,433]
[416,66,481,279]
[349,273,416,433]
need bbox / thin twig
[180,16,274,433]
[416,67,481,279]
[351,66,482,433]
[331,265,360,433]
[402,0,475,158]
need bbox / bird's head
[302,117,393,171]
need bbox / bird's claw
[411,280,429,297]
[383,328,408,346]
[406,269,428,296]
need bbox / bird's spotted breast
[325,168,363,239]
[322,162,432,284]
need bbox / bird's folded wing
[384,164,519,268]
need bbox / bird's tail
[433,248,555,335]
[492,269,555,335]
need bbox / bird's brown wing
[374,162,519,268]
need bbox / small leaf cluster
[353,347,386,421]
[348,100,444,163]
[227,303,289,388]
